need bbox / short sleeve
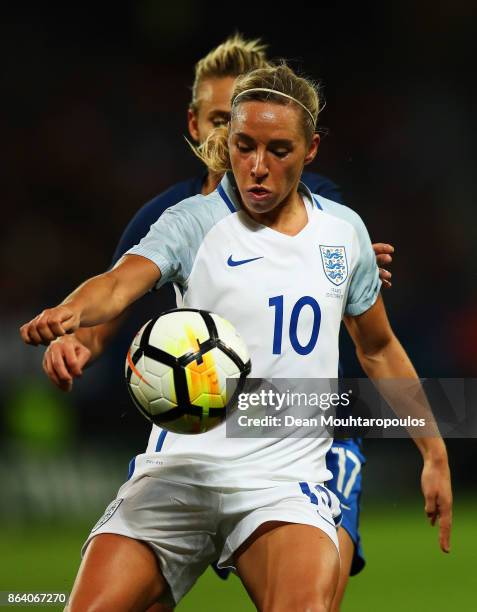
[124,192,227,290]
[126,207,194,288]
[111,203,164,267]
[345,215,381,317]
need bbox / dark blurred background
[0,2,476,609]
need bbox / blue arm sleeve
[111,198,171,266]
[301,171,343,204]
[110,177,204,266]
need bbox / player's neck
[201,172,224,195]
[248,192,308,236]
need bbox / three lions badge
[319,246,348,286]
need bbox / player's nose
[251,150,269,179]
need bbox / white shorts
[83,475,341,606]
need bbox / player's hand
[43,335,92,392]
[420,455,453,553]
[20,305,80,346]
[372,242,394,289]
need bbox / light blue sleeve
[317,196,381,317]
[345,211,381,316]
[125,194,228,288]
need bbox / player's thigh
[68,533,168,612]
[330,527,355,612]
[235,521,340,612]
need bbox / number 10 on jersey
[268,295,321,355]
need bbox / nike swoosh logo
[227,255,264,267]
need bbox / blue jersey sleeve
[111,176,204,266]
[301,171,343,204]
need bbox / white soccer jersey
[126,173,380,488]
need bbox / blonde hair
[195,63,321,174]
[190,33,268,112]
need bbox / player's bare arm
[344,296,453,553]
[43,316,126,391]
[42,242,394,392]
[20,255,161,346]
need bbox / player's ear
[188,108,200,143]
[304,134,320,166]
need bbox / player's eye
[212,118,227,127]
[237,143,253,153]
[272,149,289,158]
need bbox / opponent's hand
[420,456,453,553]
[43,335,92,392]
[20,305,80,346]
[372,242,394,289]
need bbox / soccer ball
[125,308,251,434]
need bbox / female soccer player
[21,63,452,612]
[42,35,393,611]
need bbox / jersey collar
[217,171,322,212]
[300,180,323,210]
[216,172,239,212]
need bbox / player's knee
[264,591,333,612]
[67,594,134,612]
[67,599,108,612]
[265,602,331,612]
[69,593,170,612]
[67,585,168,612]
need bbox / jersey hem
[344,278,381,317]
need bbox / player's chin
[243,193,277,215]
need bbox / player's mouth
[247,186,272,202]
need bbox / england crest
[91,498,123,532]
[319,245,348,286]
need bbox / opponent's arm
[20,255,160,346]
[42,317,125,391]
[42,192,169,389]
[344,295,452,553]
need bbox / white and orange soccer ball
[125,309,251,434]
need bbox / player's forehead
[195,76,236,114]
[231,100,303,142]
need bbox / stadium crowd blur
[1,2,476,517]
